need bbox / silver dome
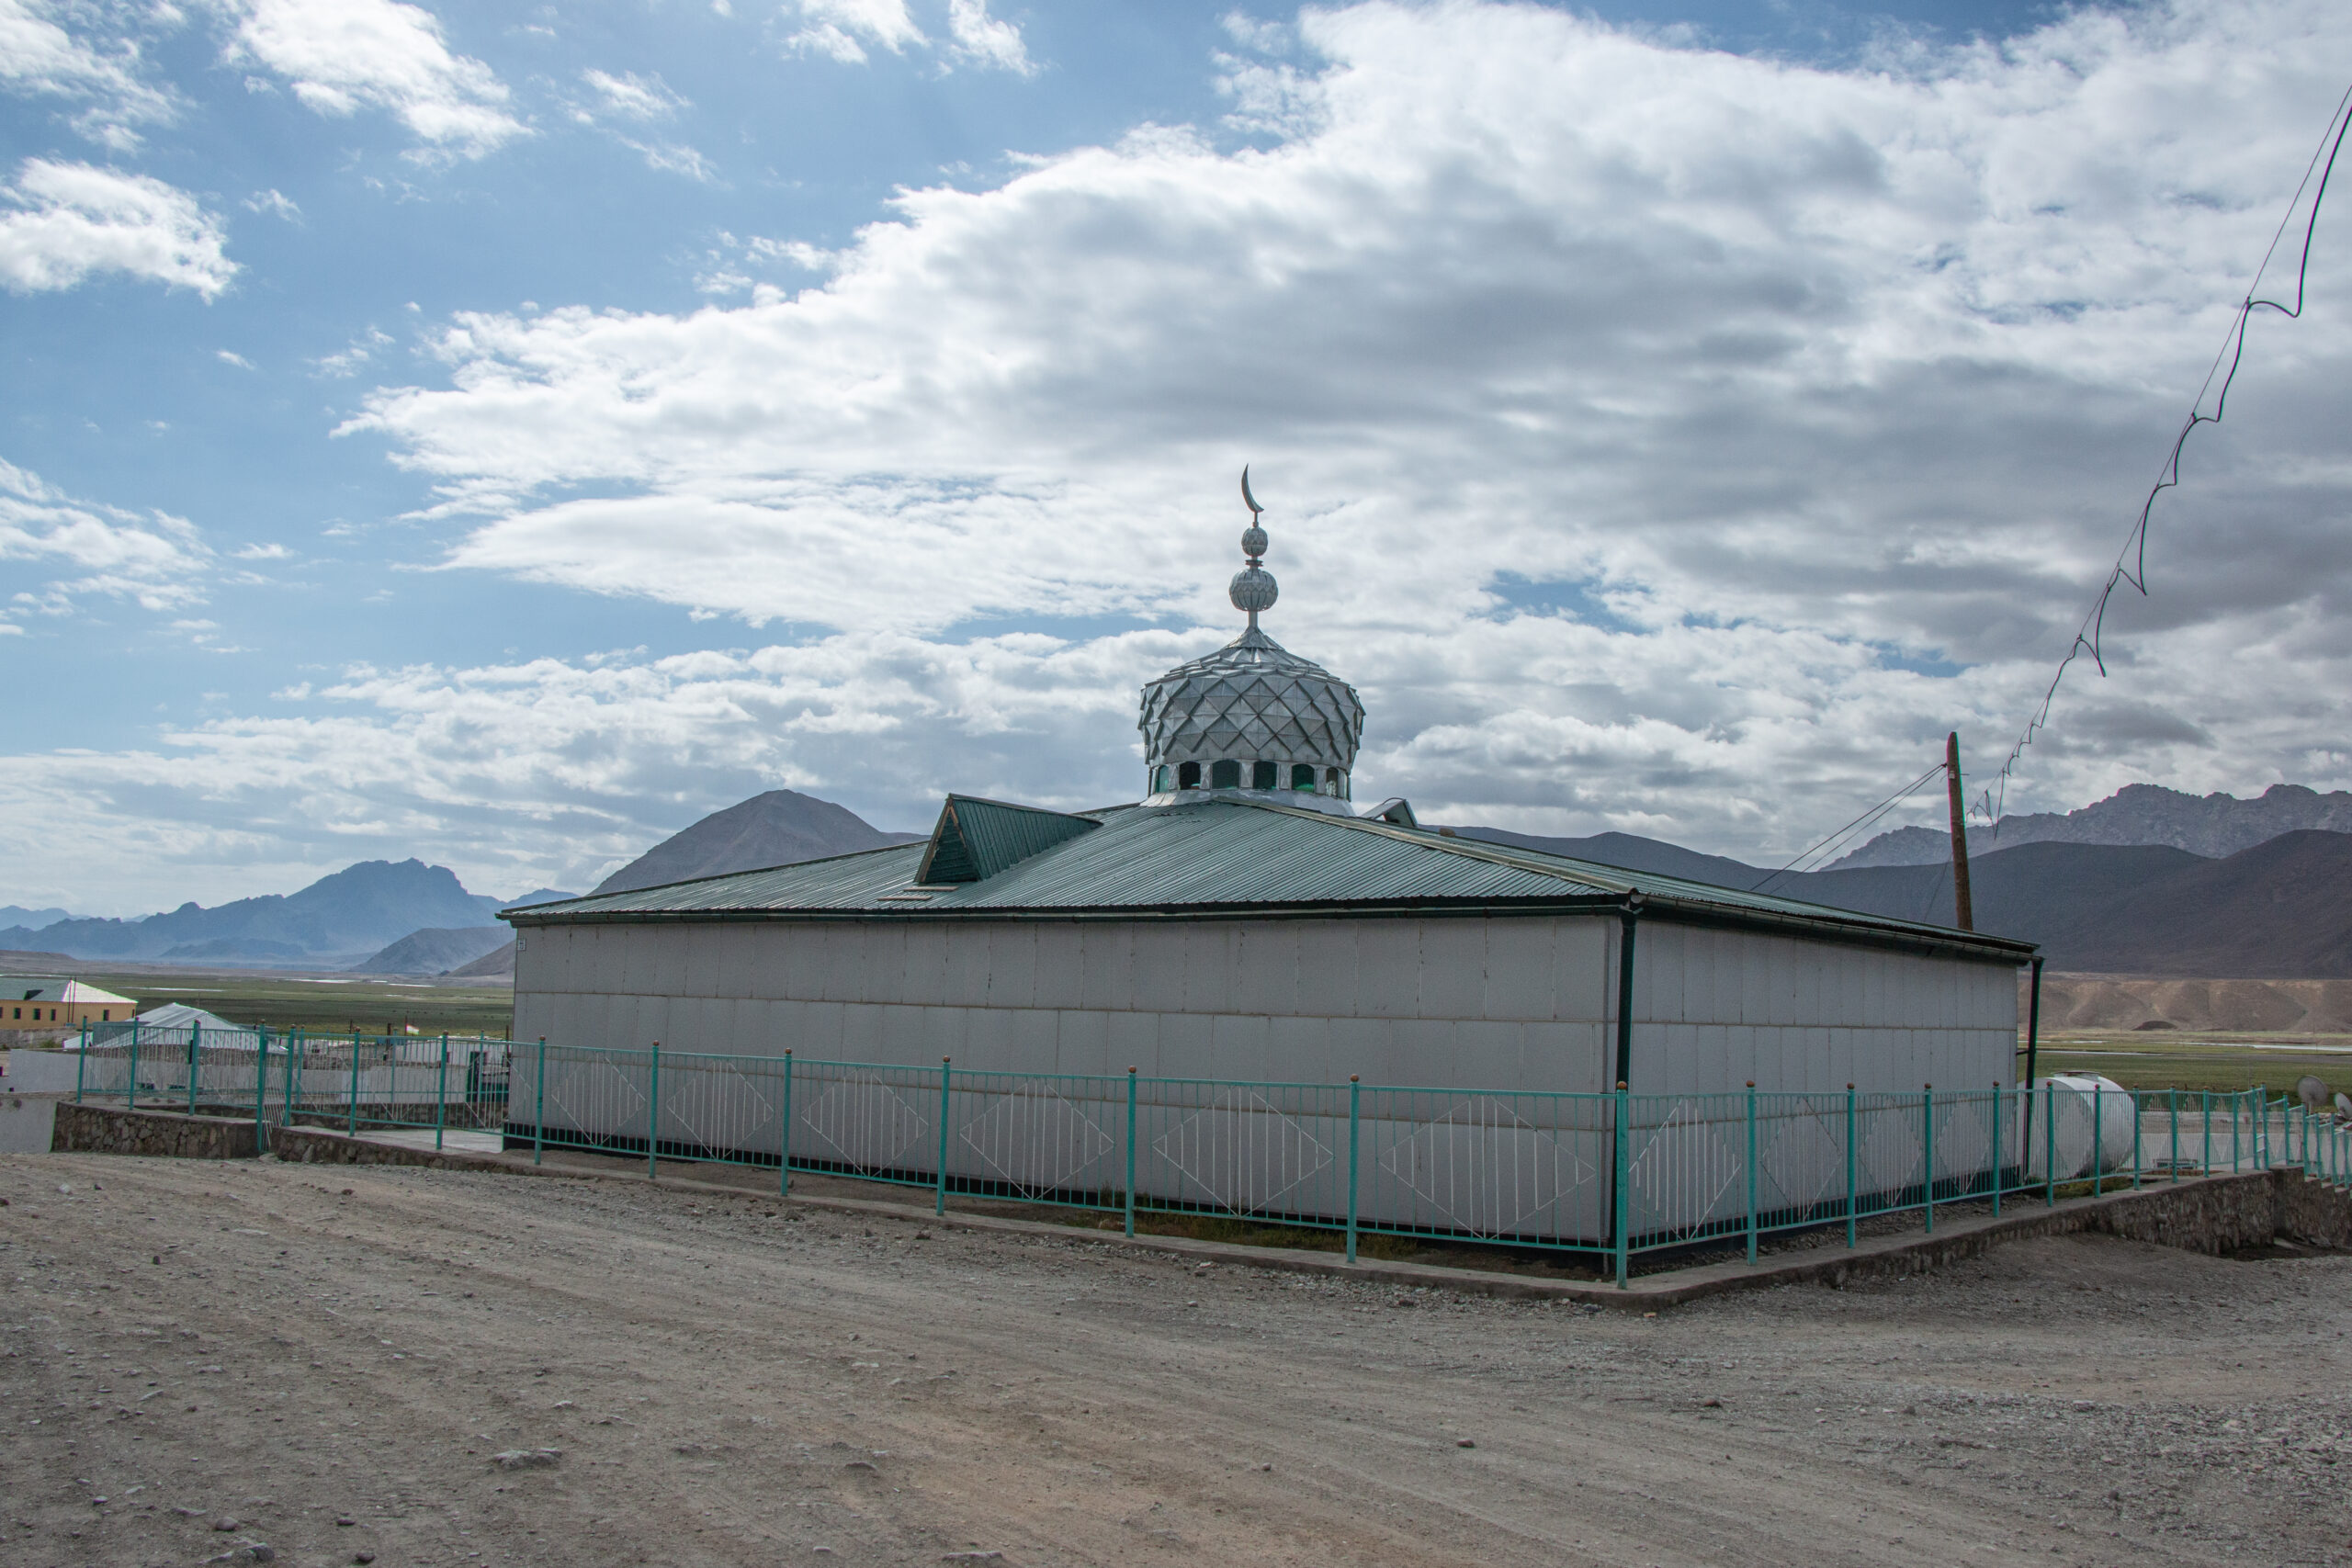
[1138,474,1364,807]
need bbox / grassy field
[2030,1031,2352,1094]
[68,969,514,1039]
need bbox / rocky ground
[3,1151,2348,1567]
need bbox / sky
[4,0,2350,914]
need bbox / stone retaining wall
[51,1101,258,1159]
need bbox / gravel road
[4,1152,2348,1567]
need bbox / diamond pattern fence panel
[1358,1088,1611,1246]
[949,1070,1125,1208]
[1136,1079,1348,1224]
[1623,1094,1749,1247]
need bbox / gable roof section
[510,798,2034,962]
[917,795,1100,884]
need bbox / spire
[1229,465,1278,630]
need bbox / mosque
[507,479,2030,1118]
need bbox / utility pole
[1944,730,1974,931]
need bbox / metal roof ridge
[1211,797,2030,950]
[503,838,926,915]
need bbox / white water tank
[2022,1074,2135,1180]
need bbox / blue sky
[5,0,2350,912]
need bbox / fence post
[535,1038,548,1167]
[2132,1087,2143,1189]
[74,1022,88,1104]
[935,1057,951,1216]
[348,1032,360,1135]
[254,1026,269,1154]
[435,1032,450,1153]
[2090,1080,2101,1198]
[1613,1081,1631,1288]
[1124,1067,1137,1239]
[2044,1080,2057,1206]
[284,1027,299,1128]
[1990,1081,2002,1216]
[1922,1086,1935,1233]
[1744,1082,1758,1264]
[1346,1076,1362,1265]
[1844,1084,1857,1248]
[648,1042,661,1179]
[187,1019,200,1115]
[2168,1088,2179,1179]
[2201,1089,2211,1177]
[128,1021,140,1111]
[779,1049,793,1195]
[2232,1089,2242,1173]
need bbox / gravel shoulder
[4,1152,2348,1567]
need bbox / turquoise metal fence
[72,1024,512,1154]
[69,1027,2346,1283]
[484,1044,2330,1285]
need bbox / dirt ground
[4,1153,2349,1568]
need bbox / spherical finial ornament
[1229,567,1278,614]
[1241,525,1268,560]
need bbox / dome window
[1251,760,1279,790]
[1153,764,1172,793]
[1210,760,1241,789]
[1291,763,1316,791]
[1178,761,1202,789]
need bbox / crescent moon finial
[1240,465,1264,517]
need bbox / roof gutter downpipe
[1614,894,1642,1091]
[2019,953,2045,1183]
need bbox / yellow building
[5,976,136,1028]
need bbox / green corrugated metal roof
[507,798,2034,962]
[917,795,1100,883]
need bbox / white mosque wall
[511,913,2018,1099]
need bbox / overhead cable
[1979,78,2352,827]
[1749,762,1945,895]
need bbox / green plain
[2027,1031,2352,1094]
[66,969,514,1039]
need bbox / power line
[1979,78,2352,829]
[1749,761,1945,895]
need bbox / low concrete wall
[0,1093,60,1154]
[4,1050,85,1094]
[50,1101,258,1159]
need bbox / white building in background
[506,481,2032,1102]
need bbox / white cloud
[233,541,291,558]
[0,0,178,149]
[244,186,300,219]
[783,0,1030,73]
[0,457,213,615]
[314,324,392,376]
[212,0,526,159]
[945,0,1031,75]
[785,0,922,63]
[0,159,235,298]
[579,67,683,122]
[217,348,254,367]
[327,0,2352,863]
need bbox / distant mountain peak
[591,790,921,896]
[1826,780,2352,868]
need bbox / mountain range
[1462,824,2352,978]
[12,782,2352,981]
[0,863,574,969]
[1825,783,2352,868]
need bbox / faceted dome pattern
[1138,626,1364,773]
